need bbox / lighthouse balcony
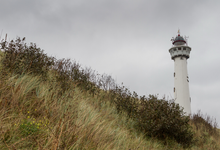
[169,46,191,60]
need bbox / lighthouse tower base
[174,56,191,115]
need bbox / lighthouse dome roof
[173,35,186,45]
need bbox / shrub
[135,96,194,148]
[50,58,98,95]
[0,37,96,95]
[112,87,195,148]
[0,37,56,81]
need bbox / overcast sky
[1,0,220,126]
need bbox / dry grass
[189,119,220,150]
[0,71,168,149]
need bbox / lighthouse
[169,30,191,115]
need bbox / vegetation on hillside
[0,37,219,149]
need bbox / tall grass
[0,70,167,149]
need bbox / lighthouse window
[174,88,175,92]
[183,47,186,50]
[174,72,175,77]
[178,47,181,50]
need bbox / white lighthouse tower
[169,30,191,115]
